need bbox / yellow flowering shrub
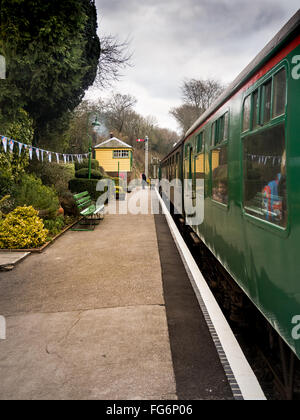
[0,206,48,249]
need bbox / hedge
[69,178,109,201]
[74,159,100,172]
[75,168,103,179]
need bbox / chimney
[110,132,114,139]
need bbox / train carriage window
[224,111,229,141]
[197,132,204,153]
[185,144,189,158]
[243,123,286,227]
[243,95,251,132]
[252,90,259,128]
[219,111,229,142]
[218,116,225,144]
[189,146,194,179]
[211,121,217,146]
[175,152,179,179]
[272,68,286,118]
[212,146,228,205]
[262,80,272,124]
[194,151,205,206]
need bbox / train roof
[162,9,300,163]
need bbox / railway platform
[0,188,265,400]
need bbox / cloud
[92,0,299,132]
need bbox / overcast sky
[85,0,299,134]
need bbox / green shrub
[75,168,103,179]
[0,109,34,196]
[43,215,77,239]
[0,206,48,249]
[75,159,99,171]
[43,216,65,237]
[27,161,75,197]
[69,178,109,201]
[12,174,60,219]
[0,195,14,218]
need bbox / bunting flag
[9,139,14,153]
[0,133,89,166]
[1,136,7,152]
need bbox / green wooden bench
[72,191,104,231]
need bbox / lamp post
[145,136,149,179]
[87,115,101,180]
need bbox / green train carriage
[160,10,300,361]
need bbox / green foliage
[27,161,75,197]
[43,216,65,237]
[43,215,77,237]
[0,0,100,146]
[75,168,102,179]
[13,174,60,219]
[0,195,11,218]
[75,158,100,171]
[0,109,34,194]
[0,206,48,249]
[69,178,106,200]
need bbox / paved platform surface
[0,252,30,271]
[0,188,233,400]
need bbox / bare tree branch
[182,78,224,110]
[95,35,133,88]
[170,78,225,133]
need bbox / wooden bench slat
[77,198,92,208]
[72,192,104,229]
[80,204,96,216]
[94,204,104,215]
[74,191,90,200]
[75,196,91,205]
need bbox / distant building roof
[94,137,132,149]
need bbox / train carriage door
[194,132,205,207]
[241,65,288,302]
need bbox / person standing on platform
[142,173,147,189]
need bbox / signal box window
[212,147,228,205]
[243,123,286,227]
[113,150,129,158]
[273,68,286,118]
